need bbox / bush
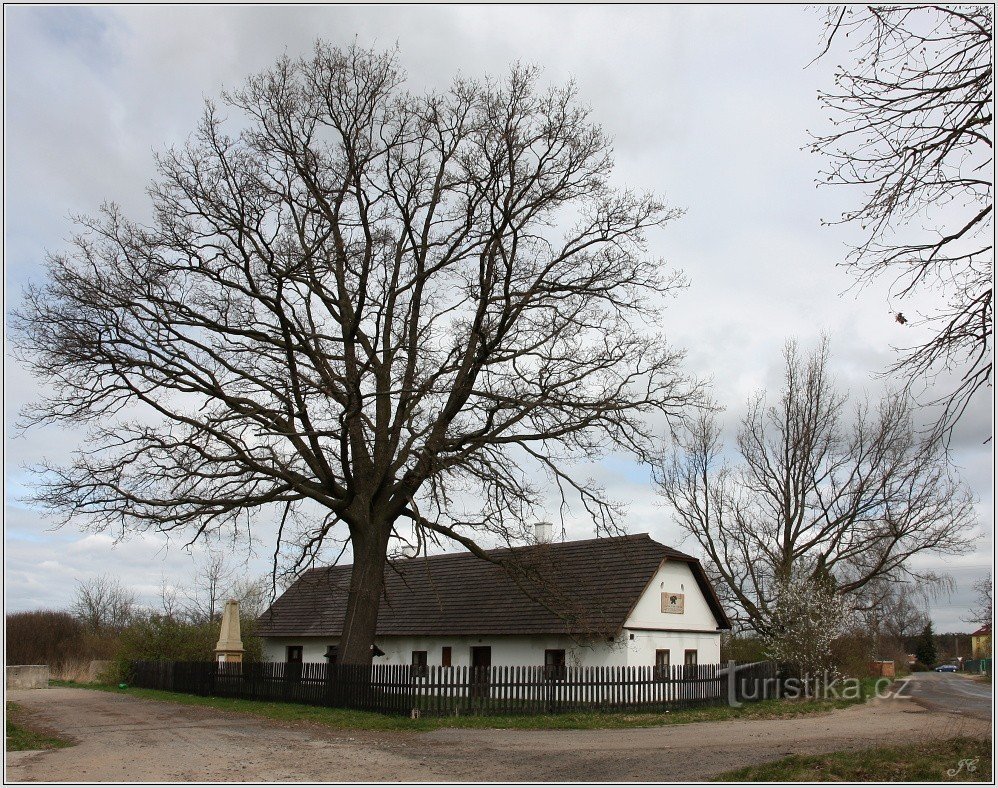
[4,610,118,673]
[721,633,768,663]
[113,613,263,680]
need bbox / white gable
[624,559,720,631]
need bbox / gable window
[412,650,428,678]
[544,649,567,681]
[655,649,671,680]
[441,646,452,668]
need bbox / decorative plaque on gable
[661,591,685,614]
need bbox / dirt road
[5,687,990,782]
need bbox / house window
[655,649,671,680]
[412,650,428,678]
[684,649,698,676]
[544,649,567,681]
[286,645,303,663]
[441,646,452,667]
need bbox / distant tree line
[5,552,269,680]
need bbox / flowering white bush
[763,571,849,677]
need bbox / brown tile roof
[257,533,731,638]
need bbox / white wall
[261,633,629,667]
[619,558,723,665]
[625,559,720,631]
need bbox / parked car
[934,664,959,672]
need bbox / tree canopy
[13,43,701,663]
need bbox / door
[286,645,303,683]
[470,646,491,699]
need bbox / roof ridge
[301,532,661,574]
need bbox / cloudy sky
[4,6,992,630]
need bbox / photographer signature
[946,757,980,778]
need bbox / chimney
[533,521,553,544]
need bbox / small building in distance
[971,625,991,659]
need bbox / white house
[257,533,731,672]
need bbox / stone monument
[214,599,245,663]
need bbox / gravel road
[5,686,990,782]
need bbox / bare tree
[811,6,993,440]
[179,552,232,624]
[966,576,994,628]
[853,573,949,657]
[157,574,181,621]
[656,338,974,634]
[228,574,272,621]
[13,43,701,664]
[71,573,136,633]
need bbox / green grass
[52,676,883,732]
[5,702,74,752]
[716,738,992,782]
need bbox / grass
[5,702,74,752]
[51,676,884,732]
[716,738,992,782]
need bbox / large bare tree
[13,44,700,664]
[656,339,973,634]
[811,6,993,440]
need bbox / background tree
[13,43,700,665]
[915,621,938,666]
[656,338,973,634]
[70,573,137,633]
[965,576,993,629]
[179,552,232,625]
[812,6,993,440]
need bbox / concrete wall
[7,665,49,690]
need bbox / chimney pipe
[534,521,553,544]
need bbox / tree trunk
[338,523,391,665]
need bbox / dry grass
[716,738,992,782]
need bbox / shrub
[113,613,263,680]
[6,611,86,670]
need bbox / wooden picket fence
[128,660,785,717]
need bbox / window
[544,649,567,681]
[684,649,698,676]
[655,649,671,680]
[411,650,428,678]
[441,646,452,668]
[286,645,303,663]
